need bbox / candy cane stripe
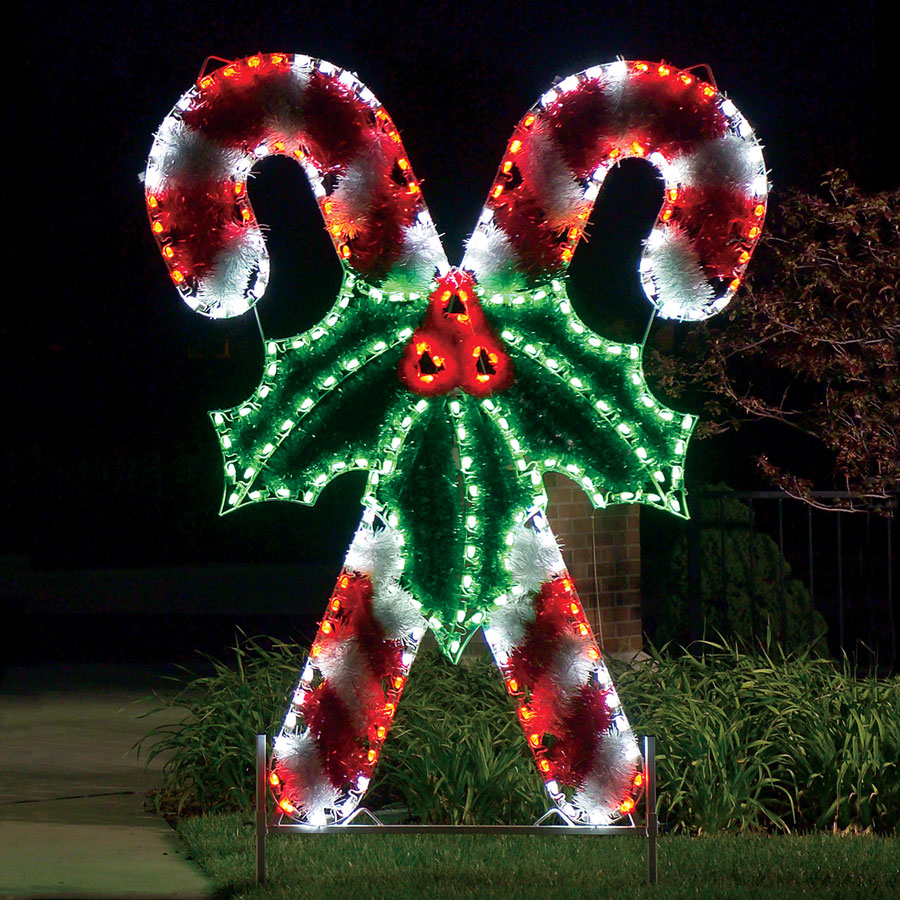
[484,518,643,825]
[271,522,426,825]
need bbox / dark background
[5,0,886,665]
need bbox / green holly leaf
[485,282,694,517]
[377,396,534,659]
[210,280,424,512]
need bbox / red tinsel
[503,577,617,788]
[546,684,614,785]
[330,573,405,681]
[343,179,422,280]
[148,181,246,285]
[675,185,759,278]
[301,682,367,788]
[543,68,726,177]
[489,179,570,280]
[299,70,375,171]
[181,55,301,149]
[398,329,462,396]
[506,579,577,687]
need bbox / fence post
[777,498,787,647]
[687,499,703,645]
[807,507,815,646]
[836,515,844,657]
[888,516,895,671]
[256,733,267,886]
[644,735,658,885]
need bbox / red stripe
[181,59,301,148]
[148,181,245,285]
[490,182,569,279]
[334,574,405,681]
[300,70,377,171]
[676,185,758,278]
[344,174,423,279]
[544,72,727,177]
[302,682,369,788]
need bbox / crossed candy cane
[145,54,766,826]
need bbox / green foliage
[141,633,900,834]
[136,634,301,817]
[611,639,900,834]
[644,486,828,652]
[367,650,546,824]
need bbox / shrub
[140,634,899,833]
[611,639,900,834]
[367,650,545,824]
[137,634,302,817]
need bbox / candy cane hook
[145,53,447,318]
[464,59,767,320]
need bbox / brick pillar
[543,472,642,654]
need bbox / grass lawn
[179,813,900,900]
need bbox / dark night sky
[8,0,884,575]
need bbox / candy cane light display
[146,55,766,827]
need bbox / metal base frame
[256,733,658,886]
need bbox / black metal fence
[651,491,897,674]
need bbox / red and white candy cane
[463,59,767,320]
[144,53,447,319]
[145,53,440,825]
[481,511,646,825]
[468,59,767,824]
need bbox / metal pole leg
[644,734,657,885]
[256,733,267,886]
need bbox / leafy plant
[643,485,828,652]
[140,632,899,833]
[368,650,546,824]
[136,633,301,817]
[611,639,900,834]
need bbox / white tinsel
[313,637,373,725]
[484,591,535,656]
[508,525,566,595]
[343,526,404,585]
[194,227,268,318]
[371,581,427,641]
[461,222,528,293]
[643,223,716,321]
[329,144,390,237]
[256,68,311,142]
[548,632,596,697]
[571,727,641,824]
[596,59,629,95]
[381,221,449,293]
[273,729,341,823]
[666,134,764,193]
[145,116,246,193]
[518,128,586,230]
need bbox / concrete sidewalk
[0,665,217,900]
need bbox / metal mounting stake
[256,733,660,886]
